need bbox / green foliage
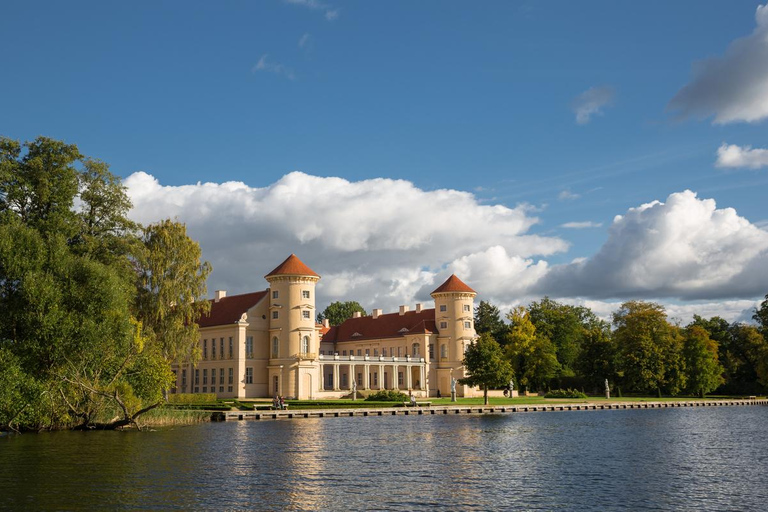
[613,301,685,395]
[683,326,724,397]
[575,322,616,389]
[544,389,588,399]
[460,332,514,404]
[365,390,409,402]
[754,294,768,336]
[474,301,508,344]
[505,306,560,392]
[317,301,367,326]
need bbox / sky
[3,1,768,324]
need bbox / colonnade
[318,355,427,391]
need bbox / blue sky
[4,1,768,322]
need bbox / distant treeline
[475,297,768,397]
[0,137,211,432]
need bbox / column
[420,365,426,391]
[333,363,340,390]
[364,364,370,389]
[393,364,399,390]
[406,364,412,389]
[319,363,325,392]
[379,364,384,389]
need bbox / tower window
[440,344,447,359]
[246,367,253,384]
[272,311,279,319]
[440,305,447,312]
[302,290,310,299]
[301,335,309,354]
[272,290,279,299]
[464,321,471,329]
[302,310,310,320]
[272,337,279,358]
[440,322,447,329]
[463,304,471,312]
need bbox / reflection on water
[2,407,768,510]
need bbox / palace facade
[172,254,479,399]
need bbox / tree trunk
[483,386,489,405]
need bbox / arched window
[440,344,447,359]
[272,337,279,358]
[301,335,310,354]
[412,343,420,356]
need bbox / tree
[755,294,768,335]
[459,333,513,405]
[683,326,724,397]
[612,301,685,395]
[505,306,560,392]
[474,301,508,345]
[575,321,616,390]
[528,297,594,378]
[317,301,367,326]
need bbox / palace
[172,254,479,399]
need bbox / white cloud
[561,221,602,229]
[539,190,768,300]
[716,142,768,169]
[558,189,580,201]
[252,54,295,80]
[571,85,615,125]
[668,3,768,124]
[124,171,566,313]
[124,173,768,320]
[298,33,312,50]
[283,0,339,21]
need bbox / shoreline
[210,398,768,422]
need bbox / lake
[2,406,767,510]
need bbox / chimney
[399,305,409,316]
[352,312,362,319]
[322,318,330,328]
[415,303,422,313]
[214,290,226,302]
[373,308,382,319]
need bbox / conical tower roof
[430,274,476,295]
[265,254,319,278]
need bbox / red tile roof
[431,274,476,295]
[265,254,319,278]
[322,309,436,343]
[197,291,268,328]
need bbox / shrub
[544,388,588,399]
[365,390,410,402]
[167,393,217,405]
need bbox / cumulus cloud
[125,172,566,312]
[561,221,602,229]
[571,85,615,124]
[668,3,768,124]
[716,142,768,169]
[283,0,338,21]
[538,190,768,300]
[252,54,295,80]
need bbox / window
[245,367,253,384]
[412,343,419,356]
[203,339,207,359]
[440,305,447,312]
[203,386,207,393]
[195,369,199,385]
[272,337,279,358]
[220,338,224,359]
[171,370,177,392]
[302,310,310,320]
[302,290,310,299]
[373,348,378,356]
[182,369,187,388]
[398,372,404,386]
[357,349,362,356]
[211,369,216,385]
[441,344,447,359]
[373,372,378,386]
[397,347,401,357]
[301,335,309,354]
[194,387,199,393]
[320,350,324,355]
[365,348,370,356]
[219,386,224,393]
[246,336,254,358]
[463,304,471,312]
[382,348,387,357]
[272,290,278,299]
[228,368,233,385]
[342,350,347,356]
[357,372,362,384]
[272,311,279,319]
[212,340,216,359]
[203,369,208,385]
[342,373,348,387]
[429,344,435,360]
[229,337,233,359]
[220,368,224,387]
[273,376,279,394]
[464,321,471,329]
[440,322,447,329]
[228,386,233,392]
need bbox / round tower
[431,274,477,397]
[265,254,320,399]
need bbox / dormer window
[398,327,409,333]
[352,332,362,337]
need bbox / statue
[509,379,514,392]
[604,378,610,399]
[352,379,357,393]
[450,377,456,393]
